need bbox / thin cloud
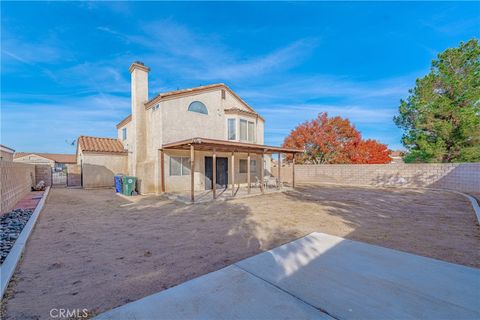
[240,74,414,103]
[1,93,131,153]
[258,104,395,124]
[97,20,318,81]
[1,33,66,66]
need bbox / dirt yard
[2,185,479,319]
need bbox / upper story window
[228,118,236,140]
[239,119,255,143]
[122,128,127,140]
[188,101,208,115]
[248,121,255,142]
[240,119,248,141]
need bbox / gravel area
[2,186,479,319]
[0,209,34,264]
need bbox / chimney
[129,61,149,172]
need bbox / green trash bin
[122,176,136,196]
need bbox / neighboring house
[78,61,300,198]
[0,144,15,161]
[14,152,76,171]
[390,151,405,164]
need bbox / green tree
[394,39,480,163]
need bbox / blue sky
[1,2,479,153]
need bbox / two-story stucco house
[77,62,300,201]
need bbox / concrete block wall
[272,163,480,194]
[35,165,52,187]
[0,162,36,214]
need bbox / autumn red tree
[351,139,392,164]
[283,112,391,164]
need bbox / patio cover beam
[162,137,302,154]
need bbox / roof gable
[117,83,264,128]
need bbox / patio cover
[160,137,303,202]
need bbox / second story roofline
[116,115,132,129]
[116,83,265,128]
[145,83,262,120]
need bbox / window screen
[181,157,191,175]
[228,119,236,140]
[240,119,247,141]
[170,157,191,176]
[239,159,247,173]
[248,121,255,142]
[239,159,256,173]
[122,128,127,140]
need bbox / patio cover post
[231,152,235,196]
[247,153,251,194]
[277,153,281,189]
[260,153,264,193]
[292,155,296,189]
[160,149,165,193]
[213,148,217,199]
[190,144,195,203]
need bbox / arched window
[188,101,208,115]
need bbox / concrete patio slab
[95,265,332,320]
[236,232,480,320]
[94,232,479,320]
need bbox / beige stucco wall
[117,121,135,176]
[158,88,258,145]
[117,87,265,160]
[79,151,128,188]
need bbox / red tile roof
[14,152,77,163]
[77,136,127,154]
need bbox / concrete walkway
[95,233,480,320]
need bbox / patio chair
[251,176,258,188]
[264,176,278,189]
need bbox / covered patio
[159,137,302,203]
